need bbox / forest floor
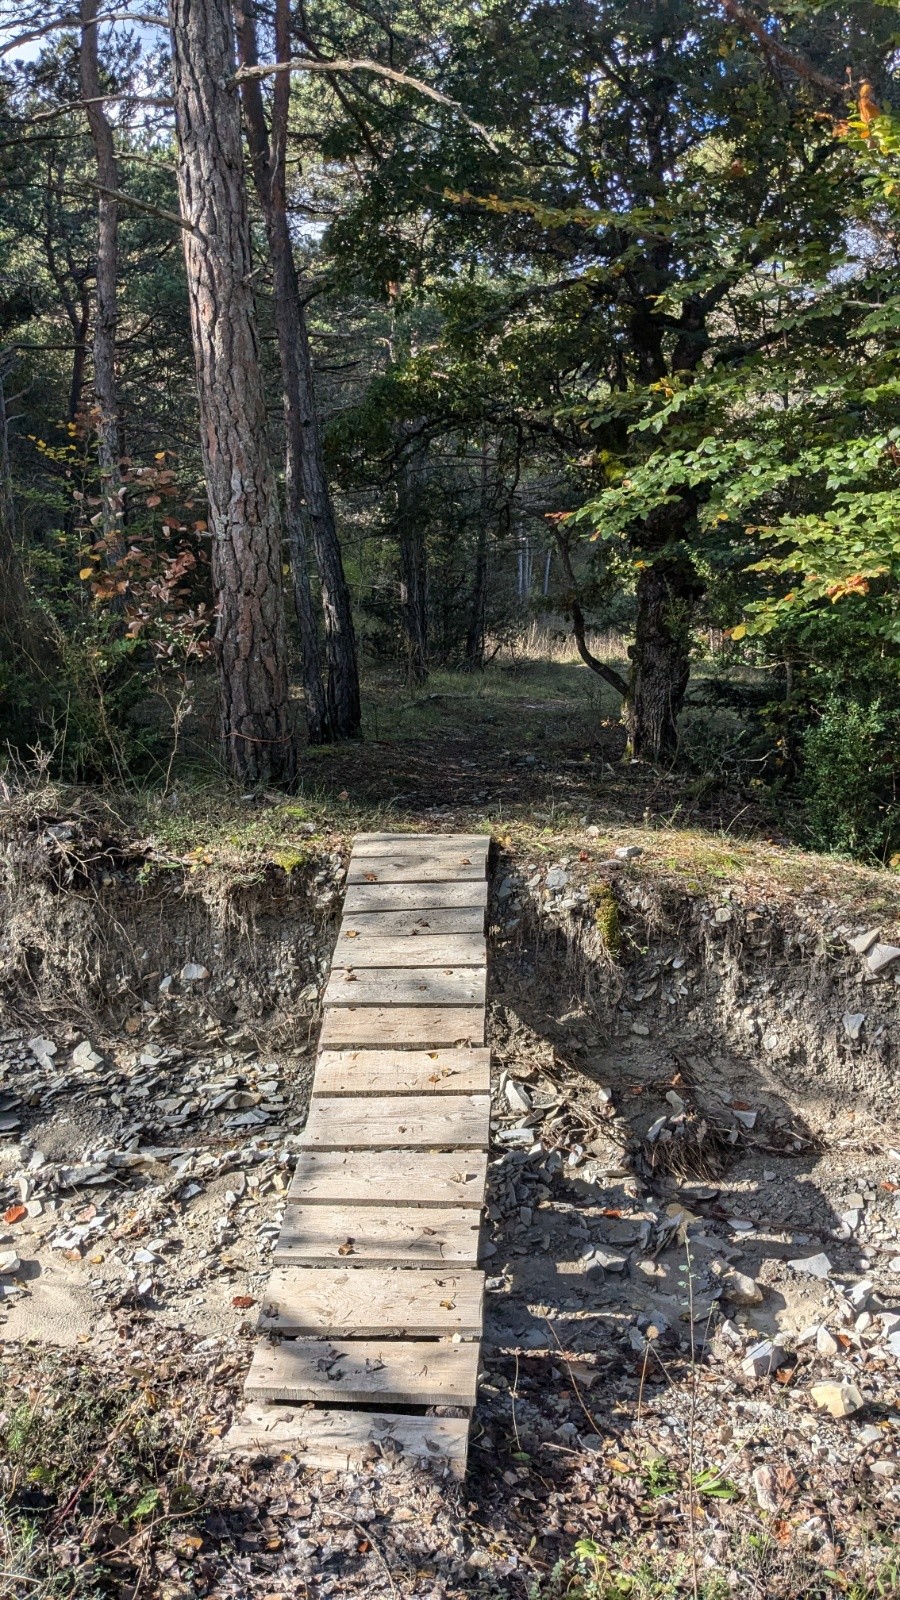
[3,651,900,1600]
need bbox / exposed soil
[2,780,900,1597]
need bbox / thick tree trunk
[397,441,428,686]
[624,550,702,762]
[168,0,296,787]
[80,0,124,562]
[235,0,326,744]
[235,0,361,741]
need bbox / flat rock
[810,1380,864,1418]
[504,1080,532,1114]
[721,1268,763,1307]
[72,1040,102,1070]
[788,1251,832,1280]
[181,963,210,982]
[842,1012,865,1041]
[848,929,880,955]
[742,1339,787,1378]
[866,943,900,975]
[614,846,643,860]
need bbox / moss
[269,846,312,873]
[589,882,621,957]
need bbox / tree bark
[464,441,489,670]
[0,368,29,648]
[168,0,296,787]
[397,439,428,685]
[80,0,124,562]
[235,0,326,744]
[623,549,702,762]
[235,0,360,741]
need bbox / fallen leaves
[3,1204,26,1224]
[231,1294,255,1309]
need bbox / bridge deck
[225,832,491,1477]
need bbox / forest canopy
[1,0,899,858]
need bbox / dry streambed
[2,815,900,1596]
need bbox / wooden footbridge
[225,833,491,1477]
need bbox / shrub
[801,697,900,862]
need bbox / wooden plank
[303,1092,489,1150]
[354,832,488,851]
[275,1202,481,1267]
[288,1148,487,1208]
[313,1047,490,1098]
[347,857,485,885]
[331,932,486,969]
[337,906,486,938]
[244,1337,480,1408]
[223,1404,469,1476]
[320,1004,484,1049]
[344,881,487,914]
[259,1266,484,1338]
[323,966,485,1009]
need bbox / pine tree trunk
[0,370,29,648]
[397,441,428,686]
[295,302,362,738]
[234,0,327,744]
[464,442,489,669]
[80,0,124,563]
[168,0,296,787]
[624,550,701,761]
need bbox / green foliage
[801,698,900,862]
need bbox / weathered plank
[331,932,486,969]
[288,1148,488,1208]
[275,1202,481,1266]
[259,1266,484,1338]
[313,1047,491,1098]
[223,1404,470,1477]
[303,1093,489,1150]
[337,906,486,938]
[323,966,485,1009]
[344,880,488,914]
[320,1004,484,1050]
[244,1337,480,1408]
[347,854,485,884]
[354,832,488,852]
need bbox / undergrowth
[0,1348,213,1599]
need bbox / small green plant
[641,1455,680,1499]
[589,882,622,956]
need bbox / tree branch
[71,179,190,230]
[232,56,498,149]
[552,525,628,697]
[0,10,165,56]
[720,1,851,100]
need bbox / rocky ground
[3,804,900,1598]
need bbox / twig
[354,1522,398,1597]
